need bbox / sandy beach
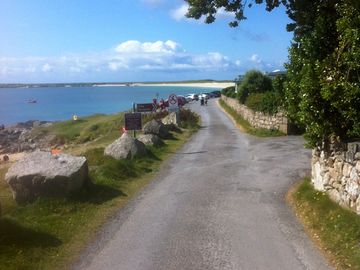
[137,82,235,88]
[95,82,235,89]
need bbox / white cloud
[0,40,285,83]
[250,54,262,64]
[42,63,53,72]
[25,66,37,73]
[170,4,234,22]
[170,4,189,21]
[115,40,181,54]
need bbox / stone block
[343,163,352,177]
[312,161,325,191]
[350,167,359,182]
[356,161,360,172]
[345,176,360,201]
[328,189,341,203]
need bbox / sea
[0,85,219,125]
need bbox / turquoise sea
[0,86,219,125]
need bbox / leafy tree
[186,0,360,147]
[285,0,360,147]
[185,0,286,27]
[237,70,272,103]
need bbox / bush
[245,92,281,114]
[179,109,200,129]
[238,70,273,103]
[285,2,360,147]
[221,86,236,98]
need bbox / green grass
[291,178,360,269]
[0,110,199,270]
[218,99,284,137]
[31,112,126,148]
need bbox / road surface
[75,99,332,270]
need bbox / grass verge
[288,177,360,269]
[218,98,284,137]
[0,109,199,270]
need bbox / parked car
[186,93,199,101]
[211,90,221,98]
[198,93,210,100]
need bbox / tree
[186,0,360,148]
[284,0,360,147]
[238,70,272,103]
[185,0,286,27]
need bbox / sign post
[136,103,156,113]
[125,112,142,138]
[168,93,178,110]
[124,102,142,138]
[168,93,180,121]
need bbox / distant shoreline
[95,82,234,88]
[0,81,234,89]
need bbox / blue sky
[0,0,293,83]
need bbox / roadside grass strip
[0,110,199,270]
[290,178,360,270]
[218,99,284,137]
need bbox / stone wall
[312,142,360,214]
[221,95,289,134]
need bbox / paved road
[76,99,332,270]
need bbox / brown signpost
[124,113,142,131]
[136,103,156,113]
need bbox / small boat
[27,99,37,103]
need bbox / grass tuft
[218,99,284,137]
[291,178,360,269]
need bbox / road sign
[136,103,156,112]
[125,113,142,130]
[168,93,178,109]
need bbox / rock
[143,120,169,139]
[312,161,325,191]
[162,112,179,126]
[350,167,359,182]
[104,133,147,160]
[137,134,163,147]
[343,163,352,177]
[328,189,341,203]
[345,176,360,201]
[5,151,89,203]
[0,120,55,154]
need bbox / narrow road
[76,99,332,270]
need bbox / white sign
[168,93,178,109]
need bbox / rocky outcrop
[104,133,147,160]
[137,134,163,147]
[143,120,169,139]
[312,141,360,214]
[0,120,54,154]
[161,112,179,126]
[5,150,89,203]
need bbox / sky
[0,0,293,83]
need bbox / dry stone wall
[221,95,289,134]
[312,142,360,214]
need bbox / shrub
[285,2,360,147]
[221,86,236,98]
[238,70,273,103]
[179,109,200,129]
[245,92,281,114]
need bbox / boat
[27,99,37,104]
